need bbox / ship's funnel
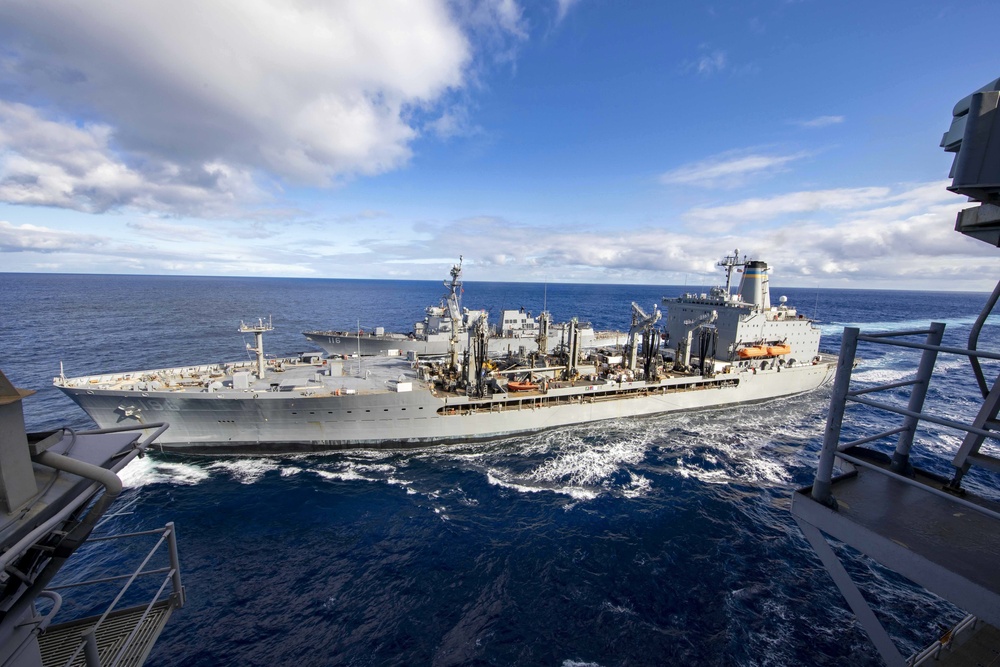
[737,261,770,309]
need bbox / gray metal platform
[38,600,175,667]
[791,459,1000,628]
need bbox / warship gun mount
[791,76,1000,666]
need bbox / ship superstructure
[54,253,835,454]
[662,251,821,372]
[303,258,627,357]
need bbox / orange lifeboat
[737,346,767,359]
[767,344,792,356]
[507,380,538,392]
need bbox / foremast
[446,256,463,371]
[240,317,273,378]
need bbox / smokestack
[737,261,770,309]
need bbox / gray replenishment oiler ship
[54,251,837,454]
[303,258,628,357]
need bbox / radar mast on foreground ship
[54,252,836,454]
[791,75,1000,665]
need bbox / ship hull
[58,359,835,454]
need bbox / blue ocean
[1,273,997,666]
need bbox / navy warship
[303,258,627,357]
[54,251,836,454]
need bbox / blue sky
[0,0,997,289]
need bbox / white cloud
[0,0,524,215]
[0,220,105,252]
[2,181,990,291]
[660,151,808,188]
[0,102,265,216]
[683,186,891,225]
[0,218,317,275]
[346,181,990,289]
[793,115,845,128]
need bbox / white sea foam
[675,458,730,485]
[654,399,823,488]
[527,430,648,486]
[313,468,375,483]
[352,462,398,474]
[621,472,651,498]
[739,454,791,485]
[119,456,210,488]
[851,367,914,385]
[472,423,656,500]
[207,458,281,484]
[486,470,599,501]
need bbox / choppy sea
[1,273,998,666]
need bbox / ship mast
[240,317,273,378]
[717,248,744,299]
[446,256,463,371]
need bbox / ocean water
[1,273,998,666]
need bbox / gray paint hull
[59,361,835,454]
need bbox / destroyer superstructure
[55,252,836,454]
[303,258,627,357]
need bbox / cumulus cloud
[0,220,106,253]
[0,218,317,276]
[0,0,524,216]
[0,102,266,216]
[660,150,808,188]
[2,179,989,290]
[349,181,990,288]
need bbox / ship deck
[791,449,1000,628]
[56,354,422,397]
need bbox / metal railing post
[166,522,185,607]
[891,322,945,475]
[83,628,101,666]
[812,327,859,506]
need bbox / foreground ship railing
[0,368,184,667]
[790,322,1000,666]
[792,72,1000,667]
[37,522,185,667]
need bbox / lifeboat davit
[507,380,538,392]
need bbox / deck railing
[810,322,1000,511]
[43,522,185,667]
